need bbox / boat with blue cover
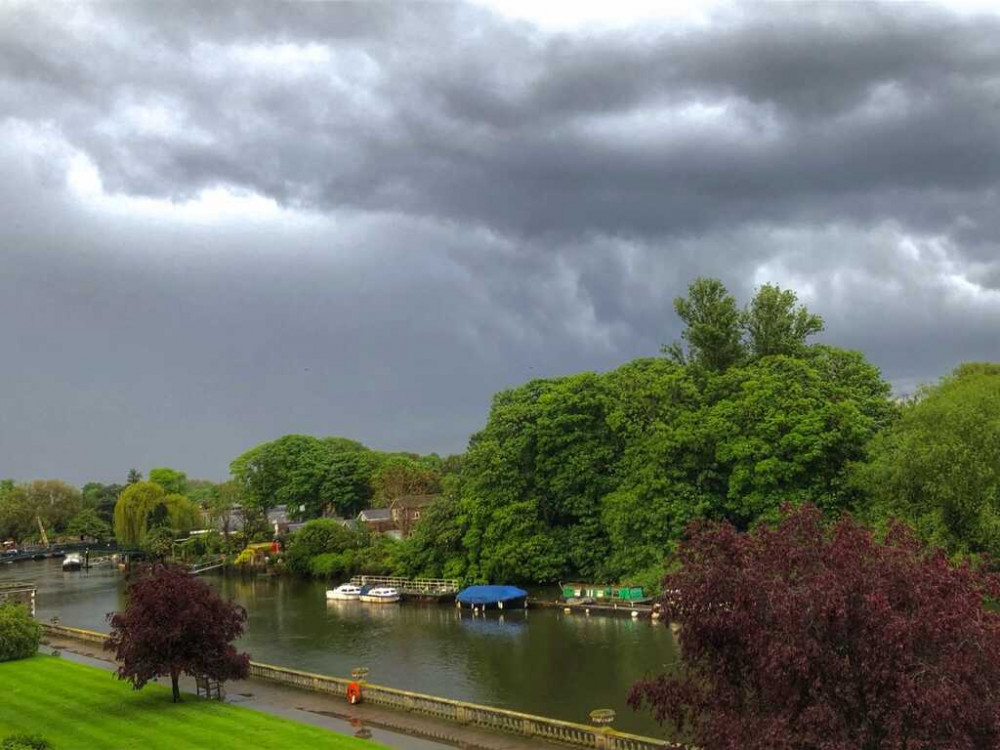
[456,585,527,610]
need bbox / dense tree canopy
[81,482,123,525]
[148,467,188,496]
[66,508,111,543]
[284,518,396,579]
[230,435,448,522]
[408,339,892,585]
[857,363,1000,560]
[630,505,1000,749]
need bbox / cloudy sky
[2,1,999,484]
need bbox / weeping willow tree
[114,482,199,547]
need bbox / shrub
[630,504,1000,750]
[285,519,359,576]
[2,734,52,750]
[0,603,41,662]
[310,551,353,579]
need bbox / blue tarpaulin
[456,585,527,605]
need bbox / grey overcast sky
[2,1,999,484]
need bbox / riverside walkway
[43,623,678,750]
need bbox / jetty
[349,575,459,602]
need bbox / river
[1,558,677,736]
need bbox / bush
[630,504,1000,749]
[285,519,359,576]
[0,603,41,662]
[2,734,52,750]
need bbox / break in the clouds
[1,1,999,483]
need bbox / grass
[0,655,383,749]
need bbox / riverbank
[43,624,679,750]
[0,655,381,750]
[6,559,675,734]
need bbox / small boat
[326,583,362,601]
[62,553,83,571]
[456,585,528,610]
[359,586,401,604]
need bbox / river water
[1,559,677,735]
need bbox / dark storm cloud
[1,1,999,482]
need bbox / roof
[456,585,528,605]
[389,494,439,510]
[357,508,393,522]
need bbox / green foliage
[114,482,164,547]
[1,734,52,750]
[66,508,111,543]
[284,519,360,576]
[856,364,1000,558]
[0,481,82,542]
[285,520,397,578]
[416,341,891,586]
[113,483,197,547]
[666,277,745,371]
[148,467,188,496]
[80,482,123,525]
[370,454,442,507]
[396,485,467,579]
[142,526,175,559]
[0,604,41,662]
[230,435,370,521]
[742,283,824,358]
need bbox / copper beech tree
[630,505,1000,750]
[106,564,250,702]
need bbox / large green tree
[66,508,111,543]
[230,435,370,521]
[665,277,745,371]
[742,283,824,358]
[856,363,1000,559]
[113,482,197,547]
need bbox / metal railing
[349,576,460,594]
[41,623,680,750]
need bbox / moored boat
[359,586,401,603]
[62,553,82,571]
[560,582,649,605]
[326,583,362,601]
[456,585,527,610]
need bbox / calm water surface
[1,559,676,735]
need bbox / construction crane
[35,515,49,547]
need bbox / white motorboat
[359,586,401,604]
[62,553,82,571]
[326,583,362,601]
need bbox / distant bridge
[1,543,137,565]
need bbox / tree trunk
[171,670,181,703]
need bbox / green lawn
[0,655,384,749]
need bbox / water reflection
[0,560,675,735]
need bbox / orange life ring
[347,681,363,705]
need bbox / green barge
[560,582,650,605]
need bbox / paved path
[44,634,558,750]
